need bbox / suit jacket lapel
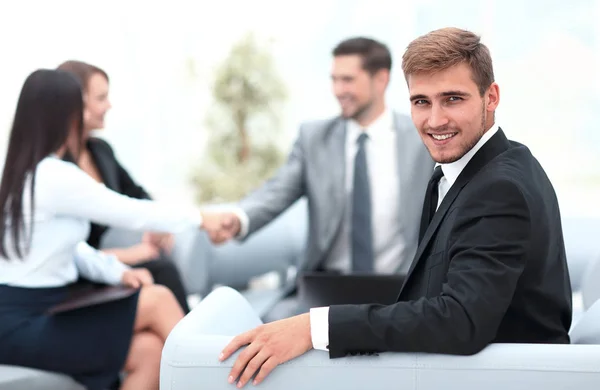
[393,114,417,230]
[402,129,512,282]
[328,118,347,209]
[307,117,347,271]
[394,114,407,220]
[393,115,411,272]
[392,112,436,273]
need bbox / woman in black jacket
[58,60,190,313]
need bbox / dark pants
[134,257,190,314]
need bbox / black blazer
[78,138,152,248]
[328,129,572,358]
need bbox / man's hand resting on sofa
[219,313,313,387]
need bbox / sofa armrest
[161,335,600,390]
[161,287,600,390]
[0,365,84,390]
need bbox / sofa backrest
[570,299,600,344]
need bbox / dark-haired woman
[0,69,204,390]
[56,60,191,314]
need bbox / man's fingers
[227,341,260,386]
[207,230,219,243]
[217,230,233,242]
[219,315,313,387]
[209,230,232,245]
[221,215,235,229]
[208,228,227,243]
[220,332,252,362]
[252,356,278,386]
[237,350,270,388]
[163,236,175,252]
[203,213,239,244]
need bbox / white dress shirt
[235,109,404,274]
[325,108,403,273]
[310,123,500,351]
[0,156,203,288]
[436,125,500,208]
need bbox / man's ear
[486,82,500,112]
[373,69,390,91]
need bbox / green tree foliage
[192,33,287,203]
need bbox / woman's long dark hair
[0,69,84,258]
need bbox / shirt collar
[347,107,394,141]
[437,124,500,188]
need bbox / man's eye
[414,99,428,106]
[448,96,463,102]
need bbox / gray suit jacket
[239,112,434,281]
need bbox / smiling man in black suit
[218,27,573,387]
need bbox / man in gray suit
[204,37,434,321]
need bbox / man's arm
[236,125,308,238]
[327,179,531,357]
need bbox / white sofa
[1,213,597,389]
[160,286,600,390]
[159,215,600,390]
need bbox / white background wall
[0,0,598,215]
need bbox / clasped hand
[201,211,241,244]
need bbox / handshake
[200,211,243,244]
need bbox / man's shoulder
[298,111,414,133]
[467,142,543,200]
[298,115,342,133]
[391,111,415,129]
[488,141,537,176]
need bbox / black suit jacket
[328,129,572,358]
[81,138,152,248]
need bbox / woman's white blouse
[0,156,202,287]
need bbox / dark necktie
[418,165,444,244]
[352,132,373,272]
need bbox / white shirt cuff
[309,306,330,351]
[231,207,250,238]
[74,242,130,285]
[192,207,204,228]
[102,255,130,285]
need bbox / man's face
[331,54,382,120]
[408,62,499,163]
